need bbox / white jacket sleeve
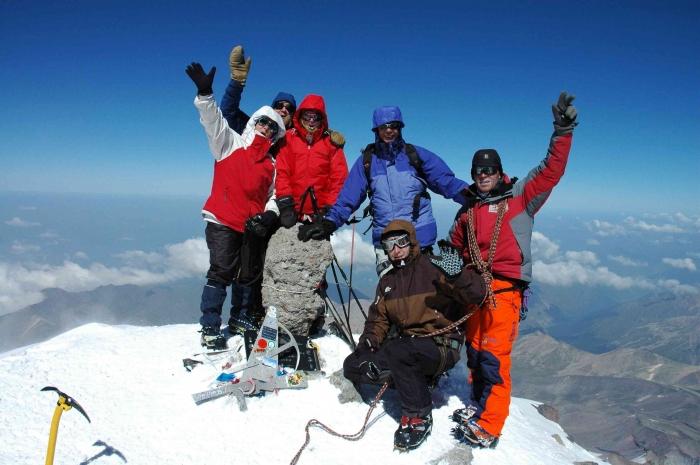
[193,94,246,161]
[264,168,279,214]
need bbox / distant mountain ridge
[512,332,700,464]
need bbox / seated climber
[342,219,486,451]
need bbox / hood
[242,106,287,145]
[372,106,405,130]
[381,219,420,261]
[293,94,328,143]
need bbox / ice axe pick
[41,386,90,465]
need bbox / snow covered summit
[0,323,608,465]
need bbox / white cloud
[588,219,626,237]
[4,217,40,227]
[10,241,41,254]
[564,250,599,265]
[533,260,651,290]
[531,231,560,260]
[0,238,209,316]
[74,251,89,260]
[661,257,696,271]
[330,228,376,267]
[608,255,647,267]
[624,216,684,233]
[586,239,600,246]
[656,279,698,294]
[673,212,693,223]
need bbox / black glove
[245,211,278,237]
[185,62,216,96]
[552,92,578,135]
[298,219,336,241]
[424,288,455,314]
[426,268,487,311]
[276,196,297,228]
[430,240,464,278]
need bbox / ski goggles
[473,166,499,176]
[377,121,402,131]
[273,101,295,113]
[300,111,323,123]
[255,116,280,135]
[381,233,411,251]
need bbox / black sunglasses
[474,166,499,176]
[378,121,402,131]
[256,116,280,134]
[273,101,295,113]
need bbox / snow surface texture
[0,323,609,465]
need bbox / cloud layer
[0,231,373,316]
[531,233,698,294]
[0,238,208,316]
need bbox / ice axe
[41,386,91,465]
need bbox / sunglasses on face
[301,111,322,122]
[273,101,295,113]
[256,116,279,134]
[474,166,499,176]
[381,233,411,251]
[377,122,402,131]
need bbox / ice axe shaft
[42,386,90,465]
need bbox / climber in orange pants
[447,92,578,447]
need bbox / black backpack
[360,143,430,222]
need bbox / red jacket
[275,94,348,215]
[203,134,275,233]
[448,133,573,282]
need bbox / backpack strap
[361,143,375,221]
[405,144,430,221]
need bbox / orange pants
[464,278,521,436]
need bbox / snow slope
[0,323,608,465]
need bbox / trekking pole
[42,386,91,465]
[331,254,368,320]
[328,261,356,350]
[346,222,356,323]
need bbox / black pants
[343,337,459,418]
[201,222,269,327]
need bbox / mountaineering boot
[451,405,478,424]
[454,418,499,449]
[393,413,432,451]
[227,314,259,336]
[200,326,227,350]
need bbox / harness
[360,143,430,223]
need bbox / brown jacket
[360,219,485,347]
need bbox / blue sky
[1,0,699,213]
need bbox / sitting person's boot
[393,413,432,451]
[199,326,227,350]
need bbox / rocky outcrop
[262,225,333,336]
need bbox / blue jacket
[220,80,250,134]
[326,137,468,247]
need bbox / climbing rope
[466,200,507,307]
[290,381,390,465]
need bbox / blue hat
[372,106,405,130]
[271,92,296,110]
